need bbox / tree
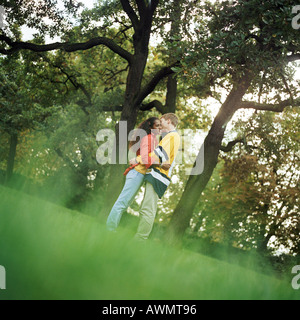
[0,0,179,130]
[166,0,300,242]
[0,0,184,210]
[189,108,299,255]
[0,55,55,183]
[4,44,120,209]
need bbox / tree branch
[35,53,91,113]
[220,138,262,153]
[135,63,178,106]
[0,35,133,63]
[220,139,244,152]
[286,54,300,63]
[102,105,123,112]
[148,0,160,14]
[239,98,300,112]
[136,0,147,20]
[140,99,164,113]
[102,99,164,113]
[279,70,294,103]
[120,0,140,30]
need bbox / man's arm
[129,157,170,170]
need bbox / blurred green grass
[0,185,298,300]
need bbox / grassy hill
[0,185,298,300]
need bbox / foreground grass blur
[0,185,298,300]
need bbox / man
[132,113,180,240]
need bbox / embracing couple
[106,113,180,240]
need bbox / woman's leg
[106,169,144,231]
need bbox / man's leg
[135,182,159,240]
[106,169,144,231]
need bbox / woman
[106,117,161,231]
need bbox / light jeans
[106,169,145,231]
[134,182,159,240]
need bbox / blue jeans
[106,169,145,231]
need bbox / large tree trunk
[5,133,18,185]
[166,71,253,244]
[99,11,153,217]
[164,1,181,114]
[164,74,178,114]
[99,1,182,219]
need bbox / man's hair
[161,113,179,127]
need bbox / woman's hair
[129,117,159,150]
